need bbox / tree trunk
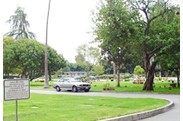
[143,62,157,91]
[116,65,120,87]
[49,69,52,81]
[21,69,27,79]
[112,62,116,80]
[143,52,150,79]
[176,70,180,88]
[28,70,33,81]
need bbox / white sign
[4,79,30,101]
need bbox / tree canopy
[156,8,180,87]
[3,37,66,80]
[93,0,139,87]
[75,44,101,76]
[93,0,180,89]
[128,0,180,90]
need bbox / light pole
[44,0,51,88]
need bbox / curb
[98,99,174,121]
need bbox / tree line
[3,1,180,91]
[3,37,66,81]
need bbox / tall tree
[156,8,180,87]
[44,0,52,88]
[129,0,179,90]
[3,38,66,81]
[88,46,101,65]
[93,0,138,87]
[3,38,45,79]
[4,7,36,39]
[75,44,101,76]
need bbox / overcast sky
[1,0,99,63]
[0,0,181,63]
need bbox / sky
[1,0,99,63]
[0,0,181,63]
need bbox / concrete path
[30,89,180,121]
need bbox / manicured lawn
[30,81,54,88]
[30,80,180,94]
[91,81,180,94]
[30,81,180,94]
[4,94,168,121]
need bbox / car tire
[56,86,61,92]
[84,89,89,92]
[72,86,78,92]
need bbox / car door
[57,79,64,88]
[67,78,74,90]
[62,78,71,90]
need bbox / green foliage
[3,36,15,48]
[93,0,138,61]
[127,0,180,90]
[3,37,16,75]
[133,65,144,76]
[75,44,101,65]
[91,65,104,75]
[75,53,85,66]
[48,48,66,77]
[156,7,180,76]
[93,0,140,87]
[75,44,101,75]
[3,38,66,80]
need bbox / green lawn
[91,81,180,94]
[4,94,169,121]
[30,80,180,94]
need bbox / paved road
[30,89,180,121]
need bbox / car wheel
[72,86,78,92]
[84,89,89,92]
[56,86,61,92]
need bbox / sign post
[4,79,30,121]
[16,100,18,121]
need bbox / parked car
[53,77,91,92]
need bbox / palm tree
[44,0,51,88]
[4,7,36,39]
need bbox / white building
[59,71,87,77]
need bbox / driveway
[30,89,180,121]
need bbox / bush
[133,65,144,76]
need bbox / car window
[70,78,82,82]
[58,79,64,82]
[63,78,69,82]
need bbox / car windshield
[69,78,82,82]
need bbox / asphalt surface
[30,89,180,121]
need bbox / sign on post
[4,79,30,121]
[4,79,30,101]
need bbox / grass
[3,94,169,121]
[91,81,180,94]
[30,80,180,94]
